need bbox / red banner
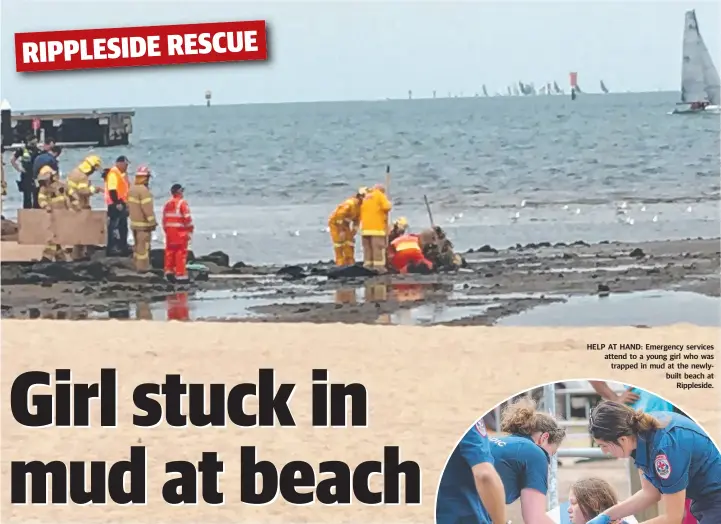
[569,71,578,88]
[14,20,268,73]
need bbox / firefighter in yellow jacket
[67,154,102,260]
[37,166,72,261]
[359,184,392,271]
[328,187,367,266]
[126,165,157,272]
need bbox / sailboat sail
[681,10,721,105]
[600,80,609,93]
[482,84,489,97]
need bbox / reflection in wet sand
[167,293,190,321]
[136,302,153,320]
[27,307,90,320]
[333,282,449,325]
[334,288,358,305]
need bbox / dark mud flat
[2,238,719,326]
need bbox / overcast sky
[2,0,720,110]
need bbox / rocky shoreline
[1,235,718,324]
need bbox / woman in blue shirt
[490,397,567,524]
[436,419,507,524]
[586,401,721,524]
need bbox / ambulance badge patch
[654,454,671,480]
[475,420,487,437]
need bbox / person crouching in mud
[388,216,408,243]
[418,226,465,271]
[388,218,434,274]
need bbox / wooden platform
[2,108,134,148]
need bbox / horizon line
[2,89,679,114]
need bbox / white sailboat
[671,9,720,114]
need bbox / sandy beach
[2,321,718,522]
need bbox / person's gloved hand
[586,514,612,524]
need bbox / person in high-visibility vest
[104,155,130,256]
[162,184,194,282]
[67,154,102,260]
[328,187,367,266]
[388,231,434,274]
[126,165,157,272]
[359,184,392,272]
[37,166,73,261]
[388,216,408,243]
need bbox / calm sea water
[4,92,720,264]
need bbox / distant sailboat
[671,9,721,114]
[482,84,489,97]
[553,81,563,94]
[600,80,609,93]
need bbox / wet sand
[2,237,719,325]
[2,321,718,523]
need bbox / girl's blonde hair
[500,396,567,444]
[571,477,619,520]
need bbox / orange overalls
[162,196,194,280]
[167,292,190,321]
[328,196,361,266]
[389,234,433,273]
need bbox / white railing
[543,383,560,511]
[556,447,608,459]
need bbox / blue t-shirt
[490,434,549,504]
[624,385,674,413]
[437,420,494,524]
[633,412,721,503]
[32,152,58,178]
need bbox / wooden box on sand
[18,209,106,245]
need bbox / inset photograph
[435,381,720,524]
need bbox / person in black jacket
[10,136,41,208]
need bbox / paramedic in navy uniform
[489,397,567,524]
[586,401,721,524]
[436,419,507,524]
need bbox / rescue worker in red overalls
[162,184,194,283]
[388,231,434,274]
